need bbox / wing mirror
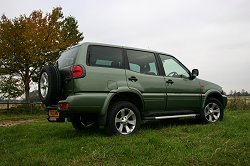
[191,69,199,79]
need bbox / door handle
[166,79,174,84]
[128,76,138,82]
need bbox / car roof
[80,42,172,56]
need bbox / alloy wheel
[40,72,49,98]
[204,102,221,122]
[115,108,136,135]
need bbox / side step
[143,114,199,120]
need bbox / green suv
[38,42,227,135]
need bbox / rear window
[57,46,80,68]
[88,45,123,69]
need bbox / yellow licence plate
[48,110,59,117]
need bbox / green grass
[0,110,249,166]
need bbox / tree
[241,89,245,96]
[0,7,83,102]
[29,90,40,103]
[0,75,24,99]
[229,90,233,96]
[0,75,24,110]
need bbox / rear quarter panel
[73,43,127,92]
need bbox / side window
[126,50,158,75]
[88,45,123,69]
[159,54,190,78]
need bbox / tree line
[228,89,250,96]
[0,7,83,102]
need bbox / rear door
[125,49,166,113]
[57,46,80,98]
[159,54,201,111]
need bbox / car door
[159,54,201,112]
[125,49,166,113]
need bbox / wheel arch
[108,92,144,113]
[203,90,224,108]
[99,91,144,126]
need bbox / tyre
[71,115,98,130]
[38,65,61,106]
[200,98,224,123]
[105,101,141,135]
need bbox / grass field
[0,110,249,166]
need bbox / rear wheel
[38,65,61,106]
[200,98,224,123]
[105,101,141,135]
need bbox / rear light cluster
[70,65,86,78]
[59,103,69,110]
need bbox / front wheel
[199,98,224,123]
[106,101,141,135]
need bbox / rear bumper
[46,103,106,126]
[45,92,118,126]
[57,93,108,115]
[45,93,108,123]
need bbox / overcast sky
[1,0,250,93]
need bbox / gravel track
[0,118,46,127]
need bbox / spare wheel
[38,65,61,106]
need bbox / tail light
[59,103,69,110]
[70,65,86,78]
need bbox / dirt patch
[0,118,46,127]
